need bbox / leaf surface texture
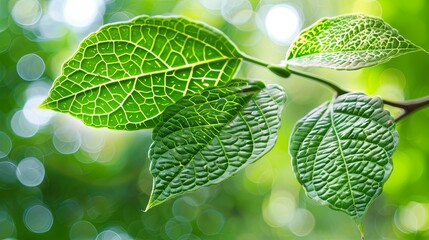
[147,79,286,209]
[42,16,242,129]
[286,14,423,70]
[290,92,398,224]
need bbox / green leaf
[286,14,423,70]
[289,92,398,234]
[146,79,286,210]
[41,16,243,130]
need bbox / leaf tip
[143,203,152,212]
[144,186,163,212]
[144,197,161,212]
[37,98,51,110]
[421,47,429,55]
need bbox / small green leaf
[146,79,286,210]
[289,92,398,233]
[286,14,423,70]
[41,16,243,130]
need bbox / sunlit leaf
[289,92,398,235]
[146,79,286,210]
[286,14,423,70]
[41,16,243,130]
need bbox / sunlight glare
[264,4,302,45]
[63,0,105,28]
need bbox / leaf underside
[146,79,286,210]
[41,16,242,130]
[286,14,423,70]
[289,92,398,225]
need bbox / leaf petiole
[241,53,271,67]
[288,68,348,96]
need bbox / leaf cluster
[41,13,428,239]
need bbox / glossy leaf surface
[286,14,423,70]
[147,79,286,209]
[290,92,398,229]
[41,16,242,129]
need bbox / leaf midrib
[151,87,261,202]
[327,98,358,218]
[43,57,242,106]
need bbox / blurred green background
[1,0,429,239]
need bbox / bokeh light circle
[172,198,199,221]
[395,201,429,233]
[264,4,302,45]
[0,32,11,54]
[0,210,15,238]
[0,131,12,158]
[80,129,106,154]
[38,14,68,39]
[11,110,39,138]
[24,204,54,233]
[196,209,225,236]
[11,0,42,26]
[53,126,82,154]
[200,0,223,11]
[0,161,18,190]
[23,95,55,126]
[63,0,105,28]
[288,208,315,237]
[95,230,121,240]
[70,221,98,240]
[165,217,192,240]
[16,54,45,81]
[16,157,45,187]
[56,199,84,225]
[221,0,253,26]
[263,191,296,227]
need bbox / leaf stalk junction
[242,54,429,122]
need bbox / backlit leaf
[41,16,242,129]
[146,79,286,210]
[289,92,398,235]
[286,14,423,70]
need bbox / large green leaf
[286,14,423,70]
[41,16,242,130]
[146,79,286,210]
[289,92,398,235]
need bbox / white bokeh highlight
[53,125,82,155]
[63,0,105,28]
[221,0,253,26]
[23,95,55,126]
[11,110,39,138]
[17,54,45,81]
[395,201,429,233]
[69,221,98,240]
[24,204,53,233]
[264,4,302,45]
[16,157,45,187]
[0,132,12,158]
[11,0,42,26]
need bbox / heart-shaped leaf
[289,92,398,236]
[286,14,423,70]
[41,16,243,130]
[146,79,286,210]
